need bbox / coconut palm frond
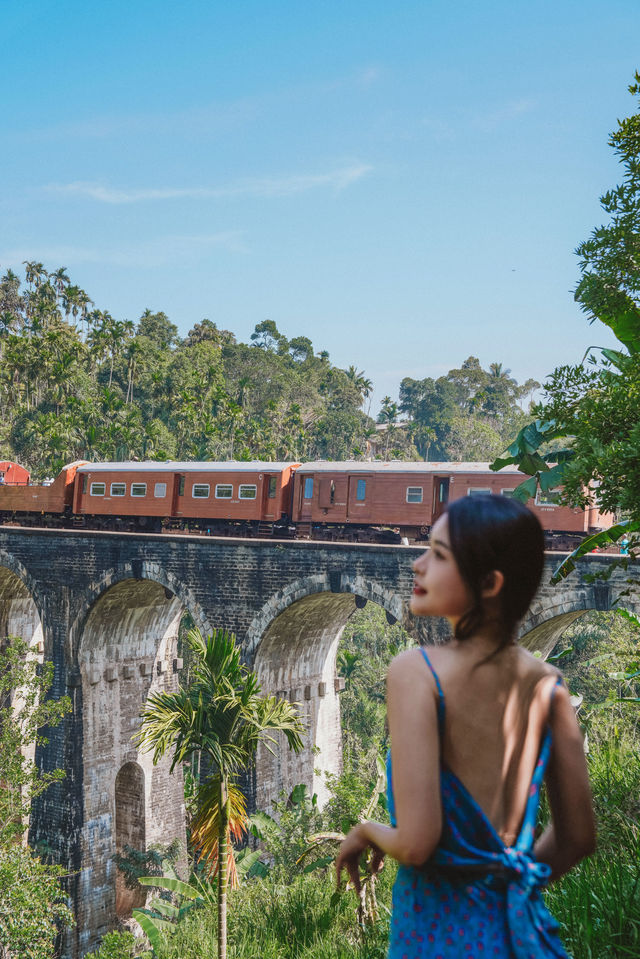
[190,777,248,888]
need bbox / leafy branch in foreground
[491,75,640,582]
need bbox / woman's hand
[336,824,384,894]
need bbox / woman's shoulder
[388,642,454,670]
[514,645,563,683]
[386,646,445,690]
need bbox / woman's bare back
[423,641,560,846]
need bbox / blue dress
[387,648,569,959]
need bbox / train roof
[295,461,525,474]
[76,461,300,473]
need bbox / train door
[262,474,278,520]
[171,474,185,516]
[318,477,336,510]
[298,473,314,520]
[346,474,372,521]
[432,476,449,522]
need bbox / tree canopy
[0,262,538,476]
[491,73,640,572]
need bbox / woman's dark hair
[444,494,545,649]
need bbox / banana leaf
[550,520,640,583]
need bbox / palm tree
[136,628,304,959]
[377,396,399,458]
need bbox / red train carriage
[73,462,300,533]
[0,462,30,486]
[0,461,85,525]
[0,457,612,545]
[292,462,610,545]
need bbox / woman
[336,495,595,958]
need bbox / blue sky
[2,0,638,408]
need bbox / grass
[153,867,395,959]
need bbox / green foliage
[549,611,640,716]
[539,645,640,959]
[398,356,535,461]
[147,867,396,959]
[249,785,324,872]
[112,840,183,895]
[0,843,73,959]
[137,628,304,778]
[337,606,414,776]
[0,636,71,839]
[87,930,152,958]
[491,75,640,579]
[0,638,74,955]
[0,266,378,476]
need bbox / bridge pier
[72,578,187,954]
[253,591,357,811]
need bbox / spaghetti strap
[419,647,446,733]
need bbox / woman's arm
[336,649,443,890]
[534,682,596,880]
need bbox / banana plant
[296,756,387,926]
[132,849,267,955]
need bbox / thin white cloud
[11,70,381,143]
[46,164,373,204]
[474,98,537,132]
[356,66,382,87]
[0,231,247,270]
[10,98,258,143]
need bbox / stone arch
[0,549,45,649]
[70,559,211,661]
[519,585,603,659]
[519,610,590,659]
[243,572,401,663]
[115,762,146,917]
[0,556,45,774]
[250,588,356,812]
[75,571,190,946]
[246,574,418,813]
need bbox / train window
[154,483,167,498]
[406,486,423,503]
[193,484,211,498]
[178,476,185,496]
[215,484,232,499]
[501,489,517,498]
[303,477,314,499]
[467,487,491,496]
[536,488,562,506]
[110,483,126,497]
[82,475,88,493]
[90,482,106,496]
[131,483,147,497]
[268,477,277,498]
[356,479,366,501]
[239,485,257,499]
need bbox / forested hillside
[1,264,536,479]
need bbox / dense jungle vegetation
[0,263,536,478]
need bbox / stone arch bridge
[0,528,634,957]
